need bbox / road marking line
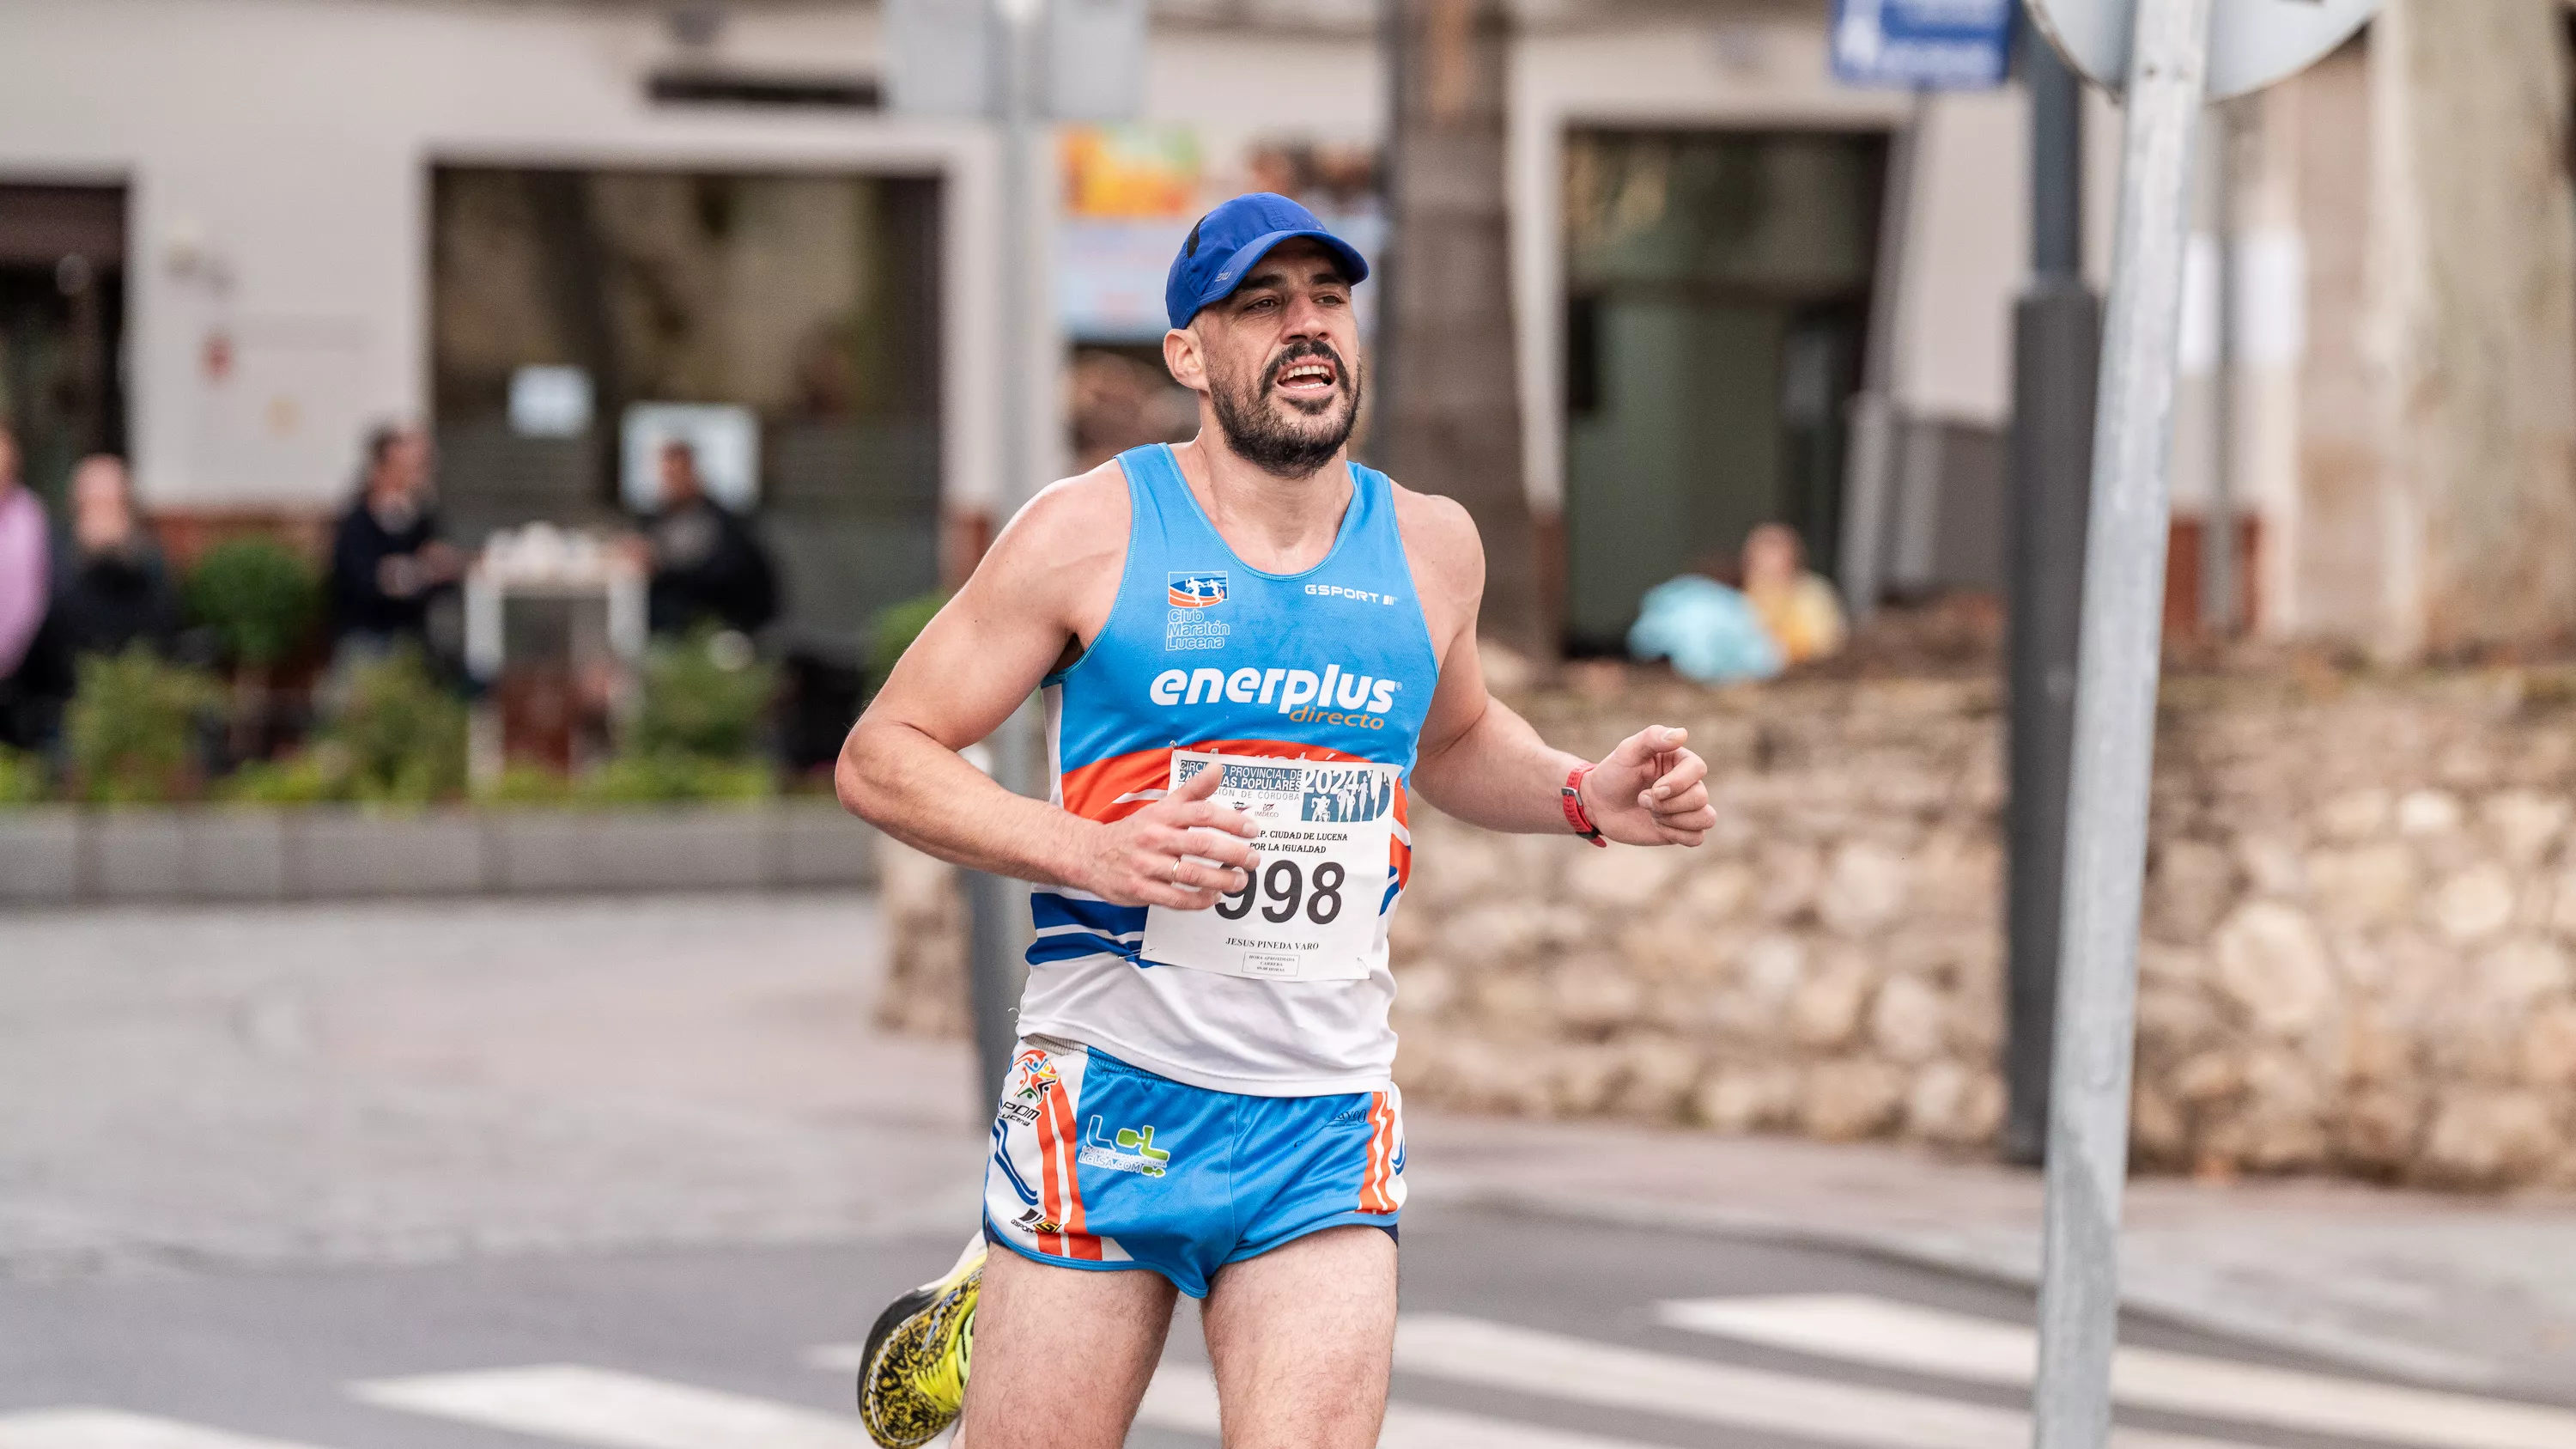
[0,1410,334,1449]
[1658,1294,2576,1449]
[1135,1362,1662,1449]
[1396,1314,2269,1449]
[352,1365,875,1449]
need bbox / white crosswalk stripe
[352,1365,877,1449]
[0,1410,331,1449]
[1394,1313,2276,1449]
[1135,1360,1668,1449]
[6,1304,2555,1449]
[1658,1294,2576,1449]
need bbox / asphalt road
[9,897,2573,1449]
[8,1203,2567,1449]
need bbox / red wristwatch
[1562,764,1607,847]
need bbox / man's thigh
[959,1245,1178,1449]
[1201,1225,1399,1449]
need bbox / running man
[836,192,1716,1449]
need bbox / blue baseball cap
[1164,192,1370,331]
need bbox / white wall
[0,0,1001,511]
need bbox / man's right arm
[834,470,1258,910]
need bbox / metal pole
[2031,0,2211,1444]
[2200,101,2239,638]
[1837,93,1927,623]
[1370,0,1401,470]
[2002,25,2098,1169]
[965,0,1045,1111]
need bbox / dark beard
[1209,340,1361,478]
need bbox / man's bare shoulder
[1387,478,1485,604]
[992,459,1132,563]
[969,460,1133,645]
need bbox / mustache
[1262,339,1349,392]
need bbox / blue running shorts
[981,1038,1406,1298]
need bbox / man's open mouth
[1272,356,1340,399]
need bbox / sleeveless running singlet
[1018,443,1442,1096]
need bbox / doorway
[0,183,128,506]
[428,166,945,648]
[1559,130,1884,654]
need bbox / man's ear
[1163,325,1208,393]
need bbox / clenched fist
[1580,726,1716,846]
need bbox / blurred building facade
[0,0,2566,655]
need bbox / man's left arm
[1398,493,1713,847]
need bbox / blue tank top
[1017,443,1442,1095]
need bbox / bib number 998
[1216,860,1346,925]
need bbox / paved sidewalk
[1406,1111,2576,1397]
[0,896,987,1279]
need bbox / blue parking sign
[1831,0,2015,90]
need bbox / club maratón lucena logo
[1167,570,1229,653]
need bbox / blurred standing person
[639,439,777,637]
[1741,522,1846,666]
[0,427,55,748]
[328,424,460,662]
[48,454,181,661]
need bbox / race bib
[1141,750,1395,983]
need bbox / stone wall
[878,668,2576,1190]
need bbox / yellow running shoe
[858,1233,985,1448]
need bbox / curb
[0,805,877,907]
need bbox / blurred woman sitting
[1740,522,1846,667]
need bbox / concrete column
[2369,1,2576,659]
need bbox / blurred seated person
[0,426,55,748]
[1741,522,1846,666]
[329,424,462,660]
[639,439,778,636]
[48,454,181,661]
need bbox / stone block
[2472,936,2572,1014]
[88,812,186,900]
[2316,788,2392,842]
[295,811,489,897]
[182,811,288,900]
[2431,864,2517,944]
[0,810,79,904]
[1800,1059,1905,1141]
[2481,789,2570,866]
[1818,841,1909,935]
[2147,838,2236,941]
[492,809,769,894]
[2212,900,2335,1035]
[2397,788,2465,836]
[1568,842,1680,909]
[2519,1002,2576,1087]
[774,807,876,887]
[2306,844,2416,929]
[1868,973,1947,1062]
[1692,1065,1797,1134]
[2332,1085,2426,1173]
[2421,1089,2563,1187]
[1787,953,1874,1050]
